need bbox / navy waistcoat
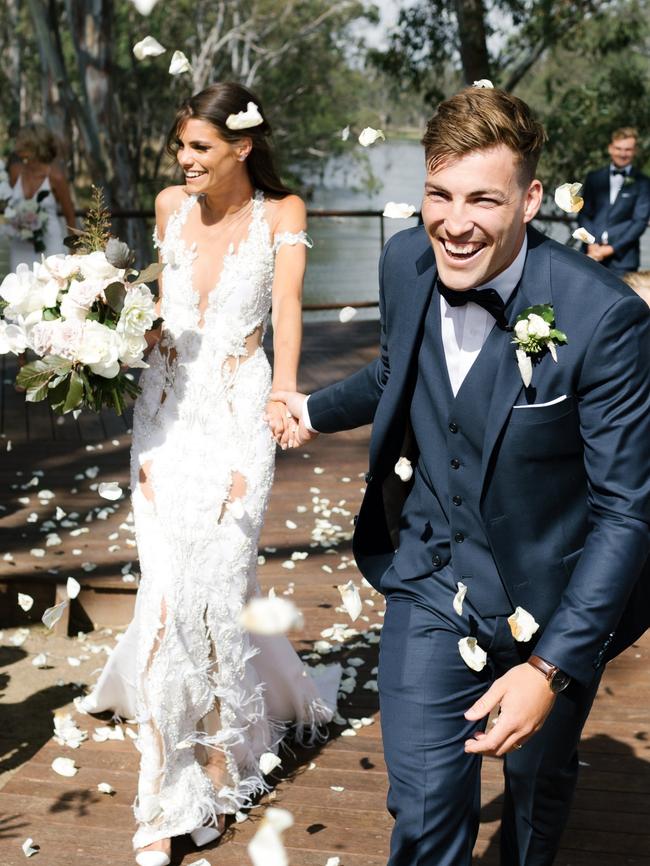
[392,286,513,617]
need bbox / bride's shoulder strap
[269,194,313,252]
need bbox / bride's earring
[238,154,247,162]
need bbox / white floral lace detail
[127,190,334,849]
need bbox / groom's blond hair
[422,88,547,185]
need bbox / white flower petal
[507,606,540,642]
[338,305,357,323]
[394,456,413,482]
[22,838,39,858]
[453,582,467,617]
[32,653,48,668]
[130,0,160,13]
[66,577,81,599]
[382,201,417,219]
[358,127,385,147]
[330,785,345,792]
[226,101,264,130]
[458,636,487,672]
[473,79,494,88]
[240,596,304,635]
[168,50,192,76]
[337,580,362,621]
[247,807,294,866]
[340,125,350,141]
[326,858,341,866]
[548,341,558,362]
[30,548,45,558]
[554,182,584,214]
[98,481,123,501]
[51,756,78,777]
[42,600,69,629]
[516,348,533,388]
[18,593,34,612]
[133,36,166,61]
[97,782,115,795]
[572,227,595,245]
[259,752,282,774]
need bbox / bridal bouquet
[4,193,50,252]
[0,158,12,213]
[0,188,163,415]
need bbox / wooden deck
[1,320,649,866]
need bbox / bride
[80,82,340,866]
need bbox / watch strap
[527,654,558,681]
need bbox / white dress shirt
[303,236,527,429]
[609,163,631,206]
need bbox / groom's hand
[463,663,556,757]
[269,390,318,447]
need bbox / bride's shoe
[135,838,171,866]
[190,824,222,847]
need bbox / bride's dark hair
[167,81,292,199]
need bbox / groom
[273,87,650,866]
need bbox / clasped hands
[264,390,316,450]
[586,243,614,263]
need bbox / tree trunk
[453,0,491,84]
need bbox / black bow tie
[611,168,627,177]
[438,281,510,330]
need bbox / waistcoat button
[449,422,459,434]
[454,531,465,543]
[364,472,372,483]
[450,458,460,469]
[431,554,442,567]
[452,495,462,506]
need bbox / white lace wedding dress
[81,190,340,849]
[9,173,65,270]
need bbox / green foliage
[72,185,113,253]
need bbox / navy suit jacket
[581,165,650,272]
[309,226,650,686]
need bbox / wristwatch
[527,655,572,694]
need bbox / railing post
[379,214,385,251]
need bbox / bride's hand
[264,400,291,448]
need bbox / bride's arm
[268,194,308,448]
[145,187,182,352]
[49,166,77,231]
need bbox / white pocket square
[513,394,568,409]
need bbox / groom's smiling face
[422,145,542,291]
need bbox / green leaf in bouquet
[105,237,135,269]
[105,282,127,314]
[42,307,59,321]
[16,359,58,394]
[134,262,165,285]
[63,371,84,413]
[48,377,70,413]
[36,189,50,204]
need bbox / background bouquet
[0,188,163,415]
[0,158,11,210]
[4,193,50,252]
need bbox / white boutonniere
[623,175,635,187]
[512,304,567,387]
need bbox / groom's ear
[523,179,543,224]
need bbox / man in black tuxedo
[581,127,650,275]
[272,89,650,865]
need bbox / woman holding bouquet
[7,124,76,270]
[80,82,339,866]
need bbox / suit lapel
[479,228,552,491]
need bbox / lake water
[305,140,650,319]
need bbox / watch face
[550,670,571,694]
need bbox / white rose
[68,278,104,309]
[77,250,123,283]
[0,319,29,355]
[0,263,42,318]
[60,292,90,322]
[29,320,57,356]
[118,284,156,336]
[37,254,81,282]
[77,320,120,378]
[513,318,529,341]
[50,319,84,360]
[117,331,148,368]
[526,313,551,338]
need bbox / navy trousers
[378,565,601,866]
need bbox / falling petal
[515,348,533,388]
[330,785,345,792]
[338,306,357,323]
[453,582,467,616]
[259,752,282,774]
[382,201,417,219]
[358,127,385,147]
[507,606,540,642]
[326,858,341,866]
[51,756,78,777]
[554,182,584,214]
[572,227,595,245]
[42,600,68,629]
[340,125,350,141]
[240,596,304,635]
[473,79,494,88]
[66,577,81,599]
[247,807,294,866]
[337,580,362,621]
[394,457,413,482]
[22,838,39,858]
[97,782,115,795]
[32,653,48,668]
[226,101,264,130]
[18,593,34,612]
[285,519,297,530]
[169,50,192,75]
[133,35,166,60]
[55,507,66,520]
[458,636,487,672]
[98,481,123,501]
[130,0,160,12]
[30,549,45,558]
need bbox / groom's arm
[533,292,650,685]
